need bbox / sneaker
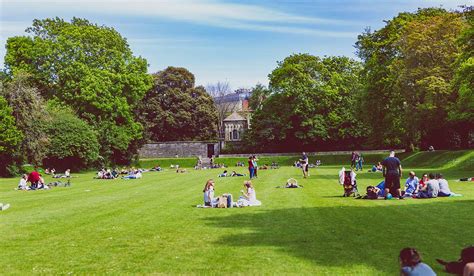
[399,196,404,200]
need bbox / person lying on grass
[53,169,71,178]
[237,181,261,207]
[231,171,245,177]
[218,170,228,177]
[436,246,474,275]
[399,247,436,276]
[122,170,142,179]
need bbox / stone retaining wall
[139,142,219,158]
[219,149,405,158]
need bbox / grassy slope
[0,150,473,274]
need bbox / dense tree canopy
[4,17,152,163]
[43,104,99,170]
[1,72,50,164]
[136,67,218,142]
[355,8,470,150]
[244,54,365,151]
[0,96,23,176]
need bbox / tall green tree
[245,54,365,151]
[355,8,467,149]
[449,6,474,148]
[0,96,23,176]
[1,71,50,164]
[4,17,152,163]
[136,67,218,142]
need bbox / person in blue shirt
[376,181,386,197]
[403,171,419,197]
[381,151,403,199]
[399,248,436,276]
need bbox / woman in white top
[238,181,261,206]
[203,179,215,207]
[18,174,29,190]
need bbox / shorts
[384,174,400,192]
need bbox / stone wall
[219,149,405,158]
[139,142,219,158]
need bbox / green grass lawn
[1,151,473,274]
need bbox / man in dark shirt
[381,151,403,199]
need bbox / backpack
[216,196,227,208]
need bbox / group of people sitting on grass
[96,168,143,179]
[360,171,461,199]
[199,179,261,208]
[17,168,71,191]
[399,246,474,276]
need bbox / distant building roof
[223,112,246,122]
[214,90,252,104]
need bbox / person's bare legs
[464,262,474,276]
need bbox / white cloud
[1,0,357,37]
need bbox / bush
[43,108,99,171]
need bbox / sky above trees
[0,0,469,89]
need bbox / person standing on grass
[381,150,403,199]
[356,153,364,171]
[252,155,258,178]
[301,152,309,178]
[248,156,254,179]
[351,151,356,169]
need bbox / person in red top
[27,168,41,189]
[248,156,254,179]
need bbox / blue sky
[0,0,471,89]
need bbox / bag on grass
[216,196,227,208]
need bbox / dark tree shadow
[204,200,474,274]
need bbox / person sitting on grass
[437,174,461,197]
[18,174,30,191]
[271,161,279,169]
[27,168,42,189]
[218,170,228,177]
[231,171,245,177]
[417,173,439,199]
[369,162,383,172]
[399,247,436,276]
[419,173,429,189]
[203,179,215,207]
[237,181,261,207]
[403,171,419,197]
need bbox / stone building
[223,112,250,142]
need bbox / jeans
[249,167,254,178]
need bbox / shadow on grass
[204,200,474,274]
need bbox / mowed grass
[1,154,473,274]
